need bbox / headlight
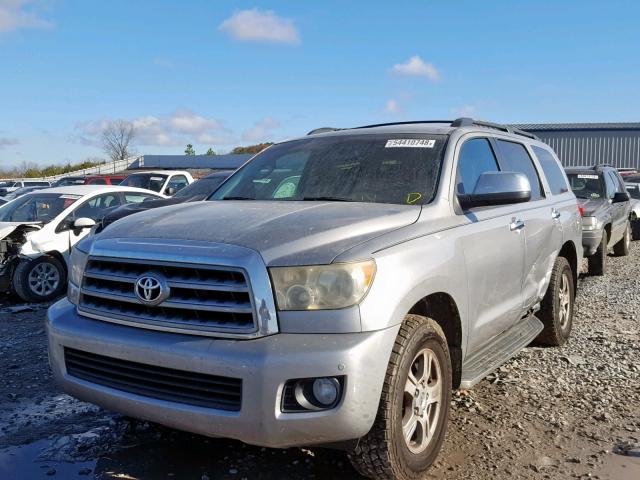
[270,260,376,311]
[582,216,597,230]
[69,245,89,287]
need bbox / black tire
[587,230,608,276]
[13,255,67,302]
[348,315,451,480]
[534,256,574,347]
[613,221,631,256]
[631,216,640,241]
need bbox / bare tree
[102,120,135,161]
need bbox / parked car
[565,165,631,275]
[0,180,51,197]
[48,118,582,480]
[120,171,194,196]
[625,179,640,239]
[96,171,233,233]
[52,176,86,187]
[617,167,638,177]
[84,174,127,185]
[0,185,164,302]
[1,185,49,201]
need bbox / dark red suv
[84,175,126,185]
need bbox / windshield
[120,174,168,192]
[566,173,604,199]
[211,134,447,204]
[175,175,230,200]
[0,193,80,223]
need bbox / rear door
[455,137,526,353]
[494,139,563,312]
[607,170,630,243]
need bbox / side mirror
[613,191,630,203]
[165,187,177,196]
[73,217,96,230]
[458,172,531,209]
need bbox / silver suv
[47,118,583,479]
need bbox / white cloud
[0,136,18,148]
[451,105,476,117]
[384,99,402,114]
[0,0,52,33]
[242,117,281,142]
[74,110,234,148]
[219,9,300,45]
[391,56,440,81]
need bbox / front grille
[65,348,242,411]
[78,257,257,335]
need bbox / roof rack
[307,127,341,135]
[307,118,539,140]
[592,163,614,170]
[353,120,452,130]
[451,117,538,140]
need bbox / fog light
[312,377,339,406]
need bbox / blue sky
[1,0,639,167]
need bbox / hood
[97,201,421,265]
[105,197,188,223]
[576,198,607,216]
[0,221,42,240]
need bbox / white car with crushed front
[0,185,164,302]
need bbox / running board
[459,315,543,389]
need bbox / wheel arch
[557,241,578,294]
[407,292,463,389]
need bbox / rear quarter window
[531,146,569,195]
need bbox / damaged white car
[0,185,164,302]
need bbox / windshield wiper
[302,196,355,202]
[221,196,255,200]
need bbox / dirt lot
[0,246,639,479]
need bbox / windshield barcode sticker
[577,174,599,179]
[385,139,435,148]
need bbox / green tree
[205,148,216,155]
[184,144,196,155]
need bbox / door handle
[510,218,525,231]
[552,209,561,220]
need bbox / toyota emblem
[134,273,169,306]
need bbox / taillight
[578,204,585,217]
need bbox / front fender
[359,230,468,351]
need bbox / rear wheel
[613,221,631,256]
[348,315,451,480]
[534,256,574,346]
[587,230,608,276]
[13,255,67,302]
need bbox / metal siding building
[510,123,640,168]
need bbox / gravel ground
[0,245,639,479]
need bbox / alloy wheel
[558,272,571,330]
[402,348,443,454]
[28,262,60,297]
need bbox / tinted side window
[604,172,617,198]
[496,140,544,200]
[532,146,568,195]
[608,171,625,194]
[456,138,499,194]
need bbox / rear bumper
[46,299,398,448]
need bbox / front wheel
[587,230,608,276]
[348,315,451,480]
[13,256,67,302]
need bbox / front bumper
[582,228,604,256]
[47,299,398,448]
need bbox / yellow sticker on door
[407,192,422,204]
